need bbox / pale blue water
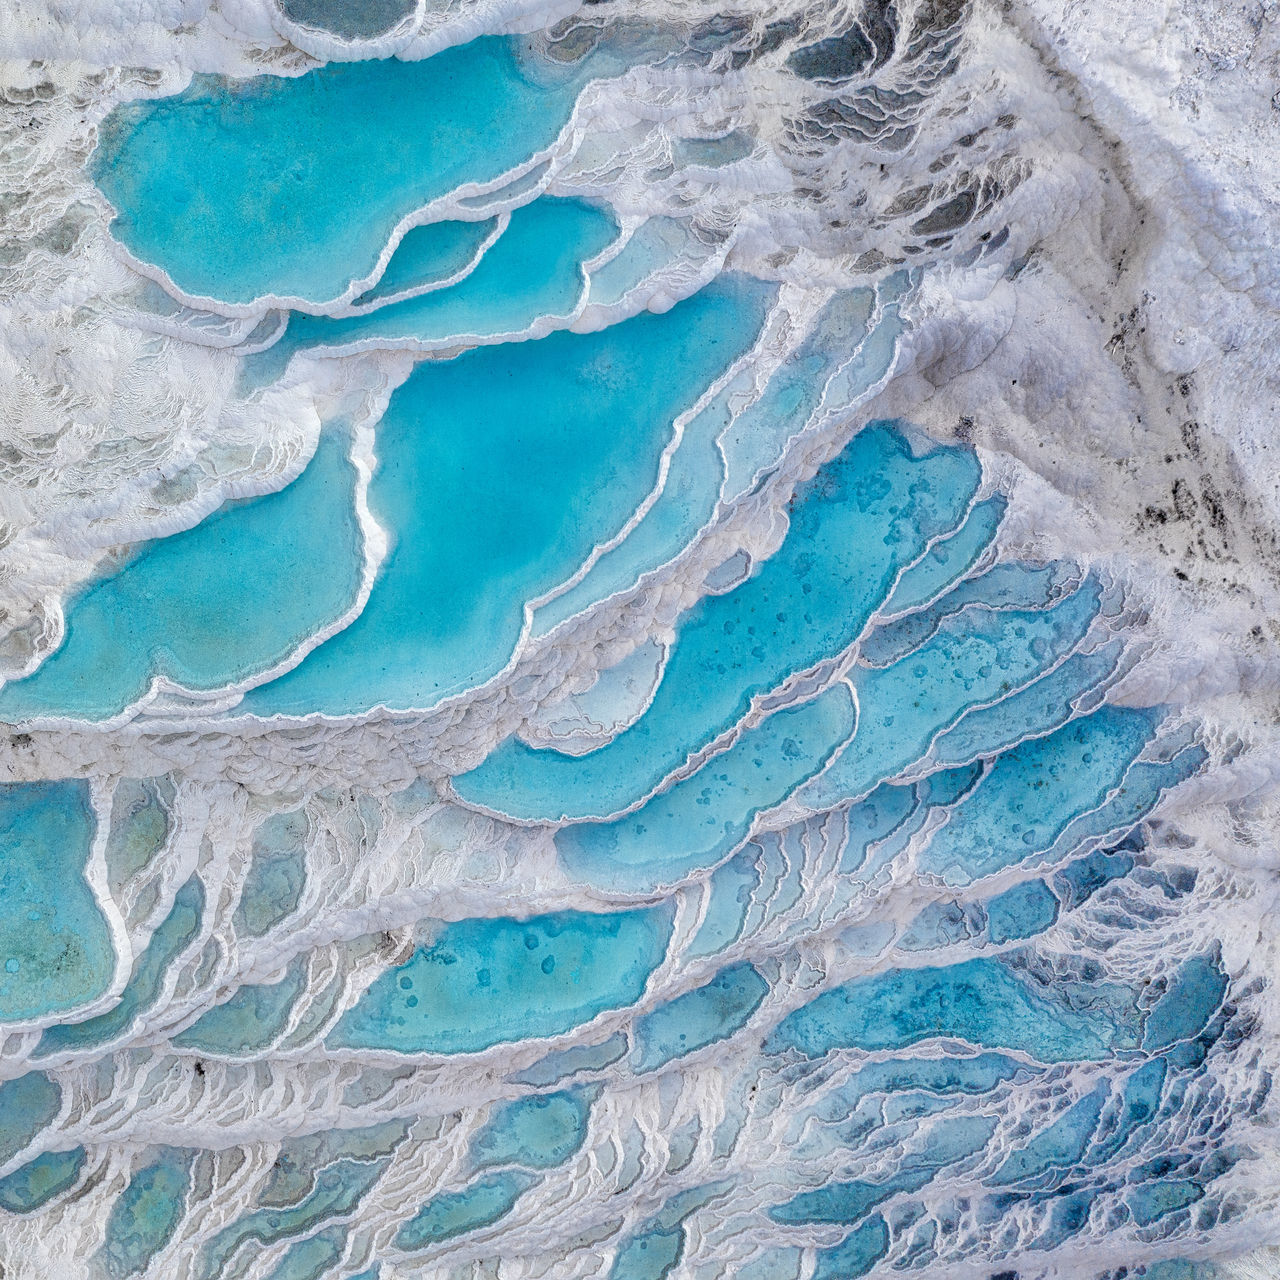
[351,218,499,307]
[916,705,1164,884]
[470,1089,593,1169]
[273,197,618,356]
[457,422,981,821]
[512,1033,628,1087]
[880,495,1006,615]
[0,1071,60,1166]
[631,962,769,1071]
[0,1146,85,1213]
[769,955,1146,1062]
[688,851,758,958]
[859,560,1077,667]
[93,38,595,304]
[556,683,858,892]
[0,428,363,723]
[394,1172,534,1251]
[0,780,115,1021]
[35,876,203,1057]
[328,907,673,1054]
[242,279,773,717]
[930,639,1125,765]
[799,585,1104,812]
[234,810,307,938]
[98,1149,194,1278]
[173,953,310,1055]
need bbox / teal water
[328,907,673,1054]
[278,0,413,37]
[0,1071,61,1165]
[261,1122,407,1209]
[234,810,308,939]
[275,198,617,354]
[555,683,858,892]
[98,1148,194,1278]
[610,1226,685,1280]
[984,877,1060,944]
[94,38,594,305]
[0,1146,85,1213]
[242,279,774,717]
[799,585,1103,812]
[351,218,499,307]
[811,1216,890,1280]
[512,1034,628,1087]
[457,422,981,821]
[104,777,173,895]
[0,780,115,1021]
[395,1172,534,1250]
[35,876,203,1057]
[173,954,310,1055]
[198,1158,388,1280]
[0,428,363,723]
[769,955,1144,1062]
[470,1089,593,1169]
[266,1228,347,1280]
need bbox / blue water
[0,1145,85,1213]
[98,1149,194,1278]
[0,1071,61,1165]
[328,907,673,1054]
[242,279,773,717]
[36,876,203,1057]
[990,1083,1109,1184]
[394,1172,534,1250]
[930,640,1125,766]
[173,953,310,1055]
[457,422,981,821]
[94,38,596,305]
[274,198,617,355]
[235,810,308,938]
[0,428,363,723]
[769,955,1144,1063]
[0,780,115,1021]
[470,1089,594,1169]
[631,962,769,1071]
[352,217,498,307]
[556,683,858,892]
